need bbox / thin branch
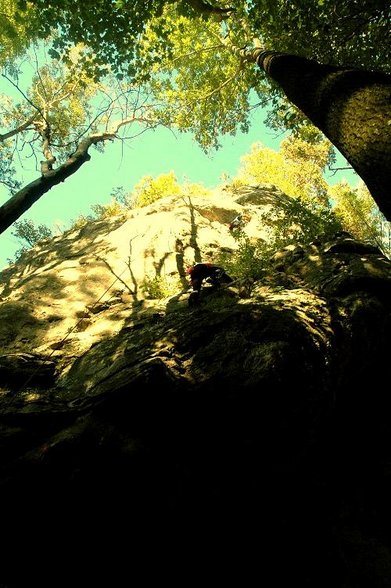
[328,165,354,176]
[0,114,38,141]
[51,76,80,103]
[32,44,49,102]
[1,73,47,122]
[200,63,243,99]
[171,43,225,64]
[0,177,18,189]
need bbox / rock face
[0,186,390,587]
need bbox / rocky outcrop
[0,189,390,587]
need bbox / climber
[186,262,233,304]
[229,213,243,231]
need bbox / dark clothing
[187,263,233,293]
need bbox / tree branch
[1,73,47,123]
[328,165,354,177]
[0,114,38,141]
[0,117,157,235]
[184,0,235,17]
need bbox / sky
[0,97,358,270]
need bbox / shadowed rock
[0,190,390,587]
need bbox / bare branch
[0,116,160,234]
[328,165,354,177]
[0,114,38,141]
[1,73,47,122]
[171,43,225,64]
[32,45,49,102]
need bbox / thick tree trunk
[0,118,137,235]
[255,50,391,221]
[0,151,91,235]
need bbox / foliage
[74,192,133,224]
[216,234,270,283]
[67,214,94,231]
[331,180,391,258]
[0,40,168,187]
[141,273,182,299]
[132,171,211,207]
[182,180,212,198]
[67,200,127,231]
[141,9,268,151]
[218,194,343,286]
[217,140,345,285]
[110,186,133,208]
[245,0,391,133]
[246,0,390,73]
[0,138,21,192]
[18,0,170,80]
[132,171,182,207]
[268,197,343,247]
[16,0,390,78]
[0,42,168,233]
[0,45,100,183]
[12,217,52,246]
[233,135,333,204]
[9,218,52,262]
[5,0,387,155]
[0,0,40,65]
[90,200,127,220]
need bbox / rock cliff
[0,185,390,587]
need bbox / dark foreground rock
[0,232,390,587]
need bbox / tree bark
[0,148,91,235]
[0,117,137,235]
[254,50,391,221]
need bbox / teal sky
[0,102,358,269]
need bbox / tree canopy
[0,0,390,237]
[16,1,391,77]
[235,135,333,204]
[11,1,390,145]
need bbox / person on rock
[229,213,243,231]
[186,262,233,305]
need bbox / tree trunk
[0,119,136,235]
[255,50,391,221]
[0,151,91,235]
